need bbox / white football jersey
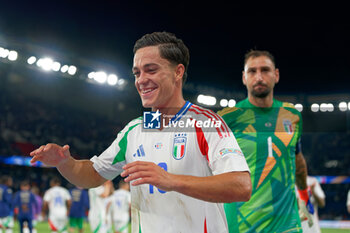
[88,185,107,221]
[301,176,326,233]
[112,189,131,222]
[43,186,71,219]
[91,102,250,233]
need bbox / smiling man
[30,32,251,233]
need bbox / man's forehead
[133,46,170,69]
[245,56,275,69]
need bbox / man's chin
[252,90,270,98]
[141,100,153,108]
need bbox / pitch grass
[12,221,347,233]
[13,220,132,233]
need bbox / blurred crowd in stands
[0,89,122,159]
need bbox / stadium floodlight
[339,102,347,111]
[320,103,328,112]
[0,48,9,58]
[294,103,303,112]
[348,102,350,111]
[311,103,319,112]
[52,61,61,72]
[327,103,334,112]
[107,74,118,86]
[94,71,107,84]
[228,99,236,107]
[8,50,18,61]
[27,56,37,65]
[38,58,53,71]
[60,65,69,73]
[88,72,95,79]
[220,99,228,107]
[67,65,77,75]
[197,94,216,106]
[118,79,125,86]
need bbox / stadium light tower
[61,65,69,73]
[339,102,347,111]
[94,71,107,84]
[228,99,236,107]
[8,50,18,61]
[320,103,328,112]
[68,65,77,75]
[27,56,37,64]
[327,103,334,112]
[197,94,216,106]
[0,47,9,58]
[220,99,228,107]
[311,103,320,112]
[294,103,303,112]
[107,74,118,86]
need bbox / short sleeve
[198,112,250,175]
[91,118,142,180]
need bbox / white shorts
[48,216,68,232]
[0,216,14,228]
[113,219,129,233]
[89,216,111,233]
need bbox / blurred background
[0,1,349,231]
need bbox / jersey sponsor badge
[283,119,293,134]
[219,148,243,157]
[155,143,163,149]
[143,110,161,129]
[173,133,187,160]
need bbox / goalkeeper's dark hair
[133,31,190,84]
[244,49,276,67]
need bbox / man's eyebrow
[132,63,158,72]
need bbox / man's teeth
[143,88,154,93]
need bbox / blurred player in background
[111,180,130,233]
[218,50,312,232]
[13,180,37,233]
[30,186,43,233]
[68,186,89,233]
[43,177,71,233]
[298,176,325,233]
[30,31,251,233]
[0,175,13,233]
[88,180,113,233]
[347,189,350,214]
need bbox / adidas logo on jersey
[133,144,145,157]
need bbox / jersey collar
[170,101,192,123]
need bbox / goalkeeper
[218,50,313,232]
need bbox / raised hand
[30,143,71,167]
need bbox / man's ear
[175,64,185,82]
[242,71,247,86]
[275,68,280,84]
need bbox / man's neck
[153,99,186,128]
[248,94,274,108]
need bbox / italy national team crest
[283,119,293,134]
[173,133,187,160]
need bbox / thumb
[61,145,71,157]
[62,144,70,151]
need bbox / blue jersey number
[54,196,64,206]
[149,162,167,194]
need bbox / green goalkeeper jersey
[218,98,302,233]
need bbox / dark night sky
[0,1,349,95]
